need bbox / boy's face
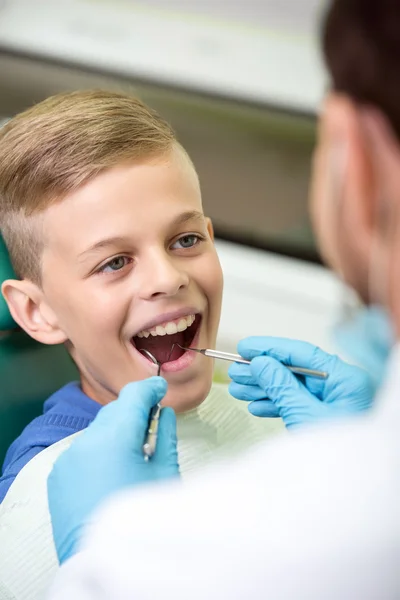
[18,146,223,411]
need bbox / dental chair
[0,236,78,465]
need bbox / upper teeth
[136,314,196,338]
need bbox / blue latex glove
[229,337,374,429]
[47,377,179,564]
[333,305,394,387]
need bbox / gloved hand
[333,305,393,387]
[229,337,374,429]
[47,376,179,564]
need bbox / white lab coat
[48,347,400,600]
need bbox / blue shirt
[0,382,100,503]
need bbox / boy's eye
[172,234,202,250]
[99,256,131,273]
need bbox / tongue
[134,332,186,363]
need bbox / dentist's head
[311,0,400,337]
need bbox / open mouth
[131,314,201,366]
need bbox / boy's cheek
[205,264,224,334]
[208,259,224,302]
[210,260,224,301]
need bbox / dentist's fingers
[228,363,281,418]
[231,356,330,425]
[228,362,258,386]
[229,381,279,417]
[251,356,309,399]
[237,336,333,373]
[92,377,168,445]
[248,400,281,418]
[118,377,167,412]
[250,356,324,418]
[229,381,269,402]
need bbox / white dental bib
[0,383,284,600]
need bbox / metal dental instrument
[173,344,328,379]
[139,349,162,460]
[140,348,162,376]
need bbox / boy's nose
[138,254,189,300]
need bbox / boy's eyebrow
[171,210,205,227]
[78,210,205,259]
[77,236,130,260]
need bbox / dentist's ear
[359,109,400,310]
[331,97,380,256]
[360,109,400,243]
[326,137,348,208]
[312,95,377,302]
[205,218,215,241]
[1,279,68,345]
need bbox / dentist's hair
[0,90,177,284]
[323,0,400,139]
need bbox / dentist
[46,0,400,598]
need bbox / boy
[0,88,225,502]
[0,90,283,600]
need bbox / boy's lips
[146,323,201,374]
[130,312,202,373]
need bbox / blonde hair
[0,89,176,283]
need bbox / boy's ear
[1,279,68,345]
[205,217,215,241]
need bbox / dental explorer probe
[139,349,162,460]
[173,345,328,379]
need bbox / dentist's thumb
[93,376,168,447]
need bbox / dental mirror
[139,349,161,376]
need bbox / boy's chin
[162,378,213,414]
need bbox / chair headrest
[0,236,16,330]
